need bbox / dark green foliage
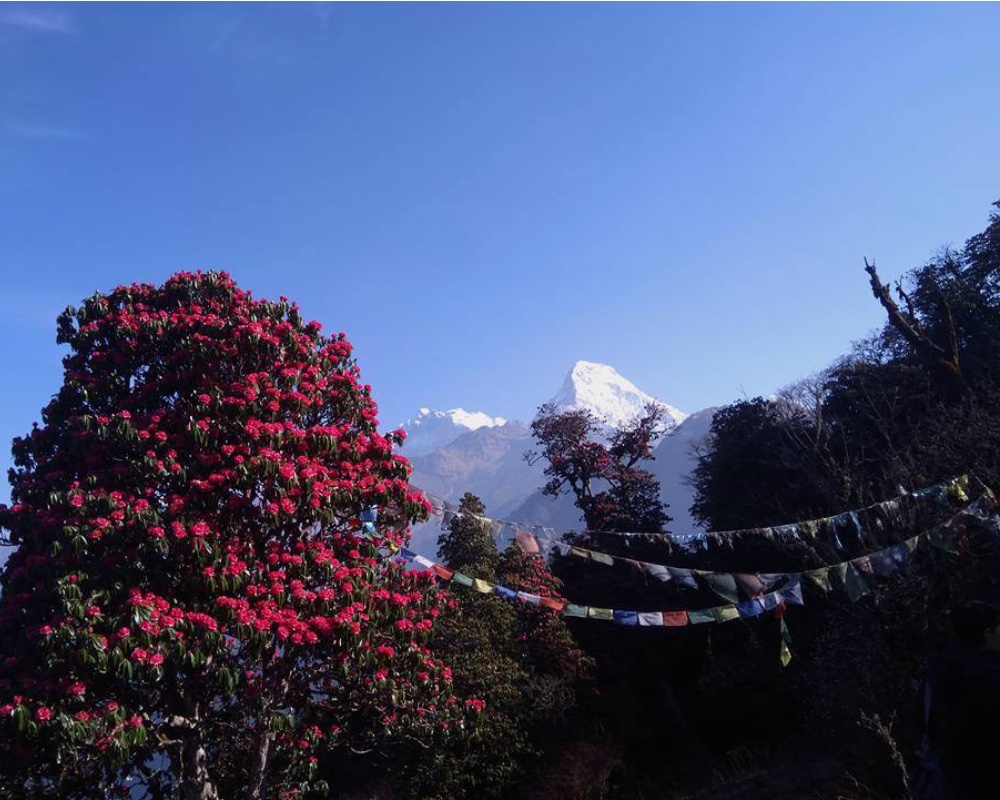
[683,199,1000,797]
[694,199,1000,529]
[394,494,529,799]
[437,493,499,576]
[689,397,842,531]
[394,494,591,800]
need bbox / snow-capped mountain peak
[398,407,507,457]
[546,360,688,430]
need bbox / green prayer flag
[835,562,870,602]
[563,604,588,618]
[452,572,473,587]
[806,568,832,593]
[704,573,741,604]
[950,475,970,503]
[780,618,793,667]
[927,528,958,553]
[590,551,614,566]
[687,609,716,625]
[712,605,740,623]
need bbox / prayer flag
[835,563,870,602]
[515,531,540,554]
[563,604,588,618]
[761,591,782,612]
[540,597,566,612]
[662,611,689,627]
[613,611,639,626]
[805,568,832,593]
[852,555,874,575]
[780,618,793,667]
[703,573,741,604]
[734,573,766,598]
[667,567,697,588]
[643,563,672,582]
[736,598,765,618]
[637,612,663,627]
[588,606,614,621]
[780,577,804,606]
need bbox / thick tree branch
[865,258,967,393]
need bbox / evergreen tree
[396,494,591,799]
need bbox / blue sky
[2,2,999,508]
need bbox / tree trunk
[247,728,274,800]
[179,729,220,800]
[176,699,220,800]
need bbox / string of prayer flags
[392,481,1000,646]
[396,544,808,629]
[414,475,974,548]
[400,488,999,619]
[541,506,985,603]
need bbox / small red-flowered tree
[0,272,467,800]
[527,402,671,533]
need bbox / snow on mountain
[405,422,539,556]
[546,360,688,431]
[507,407,717,541]
[397,407,507,457]
[401,361,709,559]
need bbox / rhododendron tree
[0,272,466,800]
[526,402,672,534]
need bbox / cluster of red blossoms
[0,272,476,795]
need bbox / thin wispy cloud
[0,6,75,34]
[210,19,239,53]
[5,121,86,141]
[309,3,336,32]
[209,20,299,66]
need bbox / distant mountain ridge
[399,361,714,556]
[397,407,507,457]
